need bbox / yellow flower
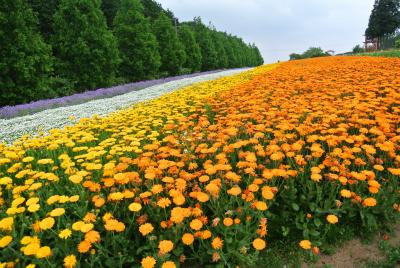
[23,242,41,255]
[72,221,85,231]
[80,223,94,233]
[340,189,352,198]
[139,223,154,236]
[36,246,51,258]
[59,229,72,239]
[252,238,266,250]
[158,240,174,254]
[0,217,13,231]
[49,208,65,217]
[128,202,142,212]
[0,236,12,248]
[227,186,241,196]
[182,233,194,245]
[69,174,83,184]
[64,255,77,268]
[39,217,55,230]
[141,256,156,268]
[326,214,338,224]
[299,240,312,250]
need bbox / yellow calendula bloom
[326,214,339,224]
[0,217,13,231]
[49,208,65,217]
[64,255,77,268]
[141,256,156,268]
[0,236,12,248]
[39,217,55,230]
[128,202,142,212]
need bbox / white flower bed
[0,68,250,144]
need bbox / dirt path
[308,225,400,268]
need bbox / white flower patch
[0,68,250,144]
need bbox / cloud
[157,0,374,63]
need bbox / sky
[157,0,375,63]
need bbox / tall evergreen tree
[152,12,185,76]
[101,0,121,28]
[0,0,53,106]
[113,0,160,81]
[191,17,218,71]
[52,0,120,92]
[366,0,400,40]
[212,31,229,69]
[179,24,202,72]
[27,0,60,39]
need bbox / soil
[306,224,400,268]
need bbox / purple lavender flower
[0,70,222,118]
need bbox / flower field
[0,56,399,267]
[0,69,248,145]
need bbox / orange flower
[182,233,194,245]
[252,238,266,250]
[190,219,203,231]
[141,256,156,268]
[211,237,223,250]
[158,240,174,254]
[78,240,92,253]
[363,197,377,207]
[139,223,154,236]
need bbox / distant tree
[101,0,121,27]
[114,0,160,81]
[365,0,400,43]
[395,38,400,48]
[0,0,53,106]
[179,24,202,72]
[302,47,328,58]
[140,0,165,20]
[52,0,120,92]
[289,53,303,60]
[152,12,186,75]
[252,44,264,66]
[27,0,60,38]
[212,31,229,68]
[352,45,365,54]
[191,17,218,71]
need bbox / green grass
[362,240,400,268]
[355,49,400,58]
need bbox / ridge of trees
[1,0,264,106]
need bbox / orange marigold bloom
[182,233,194,245]
[78,240,91,253]
[141,256,156,268]
[363,197,377,207]
[223,218,233,227]
[157,198,171,208]
[211,237,223,250]
[252,238,266,250]
[190,219,203,231]
[158,240,174,254]
[139,223,154,236]
[84,230,100,243]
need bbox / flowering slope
[0,57,400,267]
[0,68,249,145]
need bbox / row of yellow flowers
[1,56,400,267]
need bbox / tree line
[0,0,264,106]
[365,0,400,49]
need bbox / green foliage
[178,24,202,72]
[52,0,120,92]
[152,12,186,76]
[352,45,365,54]
[191,17,219,71]
[2,0,264,106]
[365,0,400,39]
[27,0,59,38]
[290,47,330,60]
[113,0,161,81]
[101,0,121,27]
[395,38,400,48]
[0,0,53,106]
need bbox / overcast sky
[157,0,375,63]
